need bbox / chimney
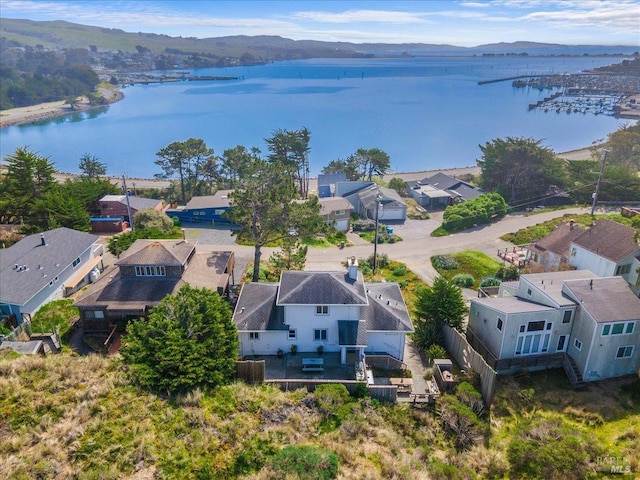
[589,279,593,290]
[40,233,46,246]
[569,219,574,230]
[348,256,358,280]
[181,228,187,242]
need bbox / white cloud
[291,9,428,24]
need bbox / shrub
[352,382,368,399]
[133,207,172,233]
[480,276,501,287]
[270,445,339,480]
[427,344,447,362]
[432,255,459,270]
[315,384,350,417]
[456,382,485,417]
[438,394,485,451]
[452,273,475,288]
[507,418,600,479]
[496,265,520,281]
[442,193,507,232]
[392,266,407,276]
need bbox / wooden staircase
[562,354,585,388]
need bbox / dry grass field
[1,350,638,479]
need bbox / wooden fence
[264,379,398,403]
[236,360,265,384]
[1,321,32,343]
[442,325,497,406]
[366,354,406,371]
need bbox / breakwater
[115,72,239,85]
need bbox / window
[574,338,582,351]
[515,321,552,356]
[249,332,259,340]
[84,310,104,319]
[335,209,345,215]
[570,247,577,257]
[527,288,532,296]
[562,310,572,324]
[316,305,329,315]
[72,257,81,268]
[496,318,503,331]
[135,265,166,277]
[603,322,634,336]
[214,209,226,215]
[615,264,631,276]
[616,346,634,359]
[314,329,327,341]
[288,329,297,340]
[613,323,626,335]
[527,321,545,332]
[557,335,567,352]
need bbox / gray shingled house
[75,239,234,332]
[406,172,483,208]
[0,228,102,327]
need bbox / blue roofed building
[165,189,234,225]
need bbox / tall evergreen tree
[477,137,564,205]
[226,159,322,282]
[0,146,56,224]
[155,138,215,205]
[413,276,467,350]
[120,284,238,395]
[265,127,311,198]
[78,153,107,179]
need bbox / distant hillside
[1,18,638,59]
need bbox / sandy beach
[0,86,123,129]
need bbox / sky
[1,0,639,47]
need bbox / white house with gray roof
[468,270,640,385]
[232,258,413,363]
[567,219,640,296]
[0,228,102,325]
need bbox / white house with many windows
[468,270,640,385]
[232,258,414,363]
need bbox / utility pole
[590,150,607,216]
[373,196,381,274]
[122,174,134,230]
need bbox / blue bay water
[0,56,630,178]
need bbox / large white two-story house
[468,270,640,385]
[232,258,414,364]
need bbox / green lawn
[31,299,78,340]
[431,250,503,289]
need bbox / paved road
[193,206,593,284]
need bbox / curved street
[192,206,593,285]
